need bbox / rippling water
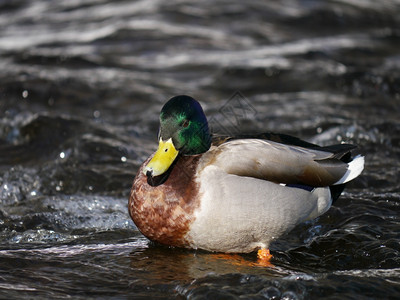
[1,0,400,298]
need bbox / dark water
[1,0,400,298]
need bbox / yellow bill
[143,138,179,177]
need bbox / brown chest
[129,155,201,247]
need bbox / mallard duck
[129,95,364,259]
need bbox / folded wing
[208,139,364,187]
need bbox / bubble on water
[281,291,299,300]
[55,181,63,191]
[93,110,101,118]
[121,156,127,162]
[284,274,316,281]
[259,286,281,299]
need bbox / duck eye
[182,119,189,128]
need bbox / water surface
[1,0,400,299]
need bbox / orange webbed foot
[257,248,273,264]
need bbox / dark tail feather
[329,150,352,203]
[330,184,346,203]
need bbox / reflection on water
[1,0,400,298]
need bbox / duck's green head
[144,95,211,178]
